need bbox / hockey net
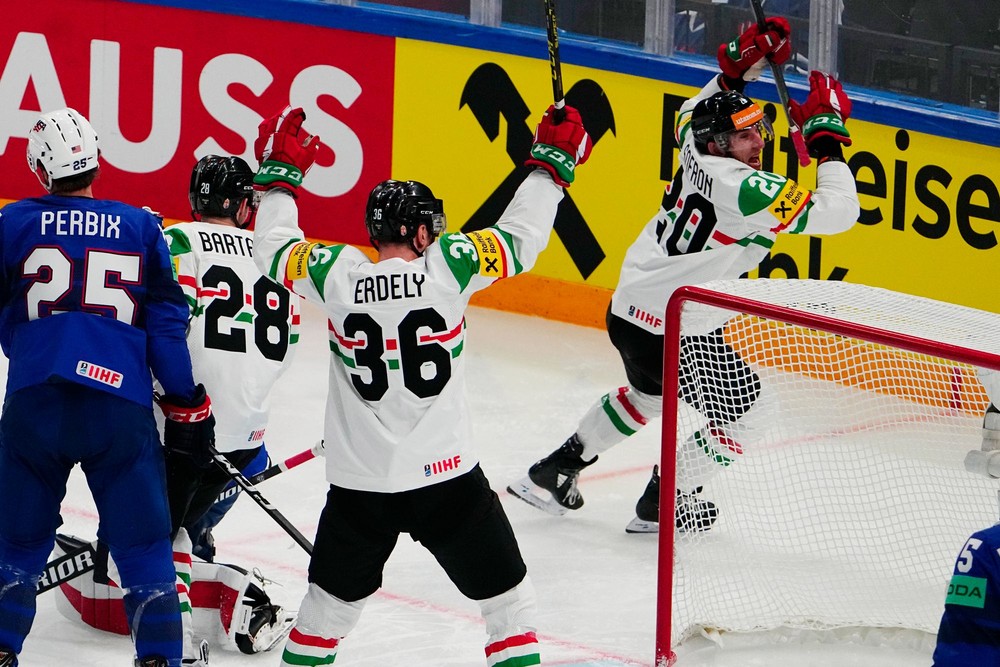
[655,279,1000,665]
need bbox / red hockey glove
[717,17,792,81]
[253,107,321,194]
[157,384,215,467]
[524,104,592,188]
[788,71,852,157]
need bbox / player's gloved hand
[524,104,592,187]
[157,384,216,467]
[718,17,792,82]
[788,71,852,159]
[253,107,321,195]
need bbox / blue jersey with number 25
[0,195,195,407]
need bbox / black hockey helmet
[691,90,774,152]
[189,155,256,225]
[365,179,446,248]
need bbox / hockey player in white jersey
[161,155,299,662]
[249,104,591,666]
[509,16,860,533]
[55,156,299,665]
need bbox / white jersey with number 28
[163,221,300,453]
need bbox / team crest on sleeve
[467,230,511,279]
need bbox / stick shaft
[544,0,566,119]
[748,0,810,167]
[210,446,314,555]
[216,440,324,503]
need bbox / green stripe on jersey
[601,393,637,437]
[269,239,301,282]
[493,654,541,667]
[280,650,337,666]
[163,227,192,256]
[494,226,524,275]
[330,342,357,368]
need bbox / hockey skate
[0,649,15,667]
[234,569,296,654]
[507,435,596,516]
[625,466,719,534]
[134,657,167,667]
[236,603,296,654]
[182,638,209,666]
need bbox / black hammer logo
[460,63,616,279]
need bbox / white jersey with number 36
[252,171,563,493]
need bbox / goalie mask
[365,179,446,251]
[690,90,774,154]
[189,155,257,227]
[26,108,100,191]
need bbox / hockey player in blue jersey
[0,108,215,667]
[933,523,1000,665]
[934,373,1000,665]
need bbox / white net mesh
[665,279,1000,647]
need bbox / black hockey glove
[157,384,215,467]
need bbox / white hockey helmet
[26,108,100,191]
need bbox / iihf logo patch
[76,361,123,389]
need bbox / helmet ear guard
[365,180,446,249]
[26,108,100,191]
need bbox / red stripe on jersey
[485,631,538,656]
[329,323,364,350]
[711,229,739,245]
[289,627,340,648]
[198,286,229,299]
[616,387,649,425]
[419,319,464,344]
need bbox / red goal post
[655,279,1000,666]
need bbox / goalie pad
[51,535,293,653]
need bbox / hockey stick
[543,0,566,122]
[36,539,98,594]
[209,445,314,555]
[36,442,322,593]
[215,440,324,503]
[748,0,810,167]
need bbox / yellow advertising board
[393,39,1000,327]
